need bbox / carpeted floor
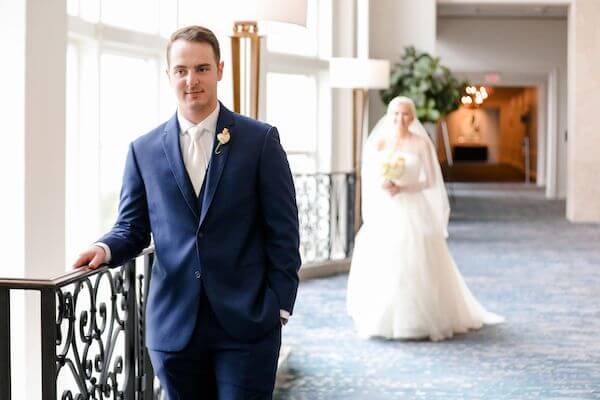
[275,183,600,399]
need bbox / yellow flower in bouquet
[381,151,406,183]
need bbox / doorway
[440,86,538,183]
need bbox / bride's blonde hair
[387,96,418,117]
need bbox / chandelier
[461,86,490,108]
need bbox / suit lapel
[199,103,235,227]
[161,113,199,220]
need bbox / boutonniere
[215,128,230,155]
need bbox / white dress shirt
[178,103,218,194]
[95,103,289,322]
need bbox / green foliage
[380,46,468,123]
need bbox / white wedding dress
[346,147,504,341]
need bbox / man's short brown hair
[166,25,221,66]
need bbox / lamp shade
[329,58,390,89]
[225,0,307,27]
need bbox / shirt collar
[177,102,220,137]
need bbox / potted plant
[381,46,466,125]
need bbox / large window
[65,1,176,263]
[65,0,333,261]
[266,72,318,173]
[264,0,332,174]
[98,53,161,229]
[67,0,176,36]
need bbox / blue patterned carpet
[275,184,600,399]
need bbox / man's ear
[217,61,224,81]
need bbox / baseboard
[299,258,351,281]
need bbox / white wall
[436,17,568,197]
[0,2,26,398]
[0,0,26,282]
[567,0,600,221]
[367,0,437,131]
[0,0,66,397]
[0,1,67,271]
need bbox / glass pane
[67,44,102,261]
[265,0,318,56]
[288,153,317,174]
[217,35,233,109]
[80,0,99,23]
[159,58,176,121]
[101,0,159,34]
[159,0,178,39]
[177,1,230,31]
[99,53,159,231]
[266,72,318,172]
[67,0,79,16]
[65,43,80,262]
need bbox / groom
[73,25,301,399]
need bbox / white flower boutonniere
[215,128,230,155]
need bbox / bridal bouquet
[380,151,406,184]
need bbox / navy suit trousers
[148,287,282,400]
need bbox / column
[567,0,600,221]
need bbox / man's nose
[186,70,200,86]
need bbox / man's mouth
[185,90,204,95]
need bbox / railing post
[40,288,56,400]
[0,287,11,400]
[327,174,333,260]
[124,261,137,399]
[141,253,156,399]
[346,172,356,257]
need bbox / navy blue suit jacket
[99,104,301,352]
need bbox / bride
[346,96,503,341]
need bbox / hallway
[276,184,600,399]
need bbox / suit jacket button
[195,271,201,279]
[198,231,205,238]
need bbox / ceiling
[437,3,569,18]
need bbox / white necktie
[186,126,207,195]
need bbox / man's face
[167,40,224,117]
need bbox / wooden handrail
[0,246,155,290]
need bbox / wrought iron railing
[0,248,162,400]
[293,172,356,263]
[0,172,356,399]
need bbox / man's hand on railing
[72,245,107,270]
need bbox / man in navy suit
[74,25,301,399]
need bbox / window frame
[262,0,332,174]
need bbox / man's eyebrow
[172,63,211,70]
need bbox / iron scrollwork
[55,265,133,399]
[294,172,356,263]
